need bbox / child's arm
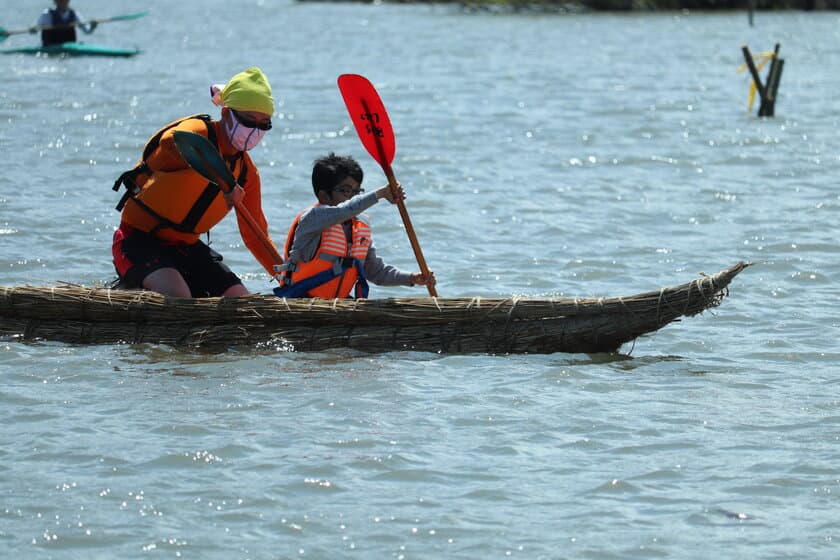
[294,191,379,240]
[289,191,381,264]
[363,245,413,286]
[293,183,402,251]
[364,246,437,288]
[290,183,405,265]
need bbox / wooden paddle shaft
[232,197,284,267]
[384,166,437,297]
[170,131,283,273]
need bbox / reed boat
[0,262,748,354]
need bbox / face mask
[224,111,266,151]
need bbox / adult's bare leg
[221,283,250,297]
[143,268,192,297]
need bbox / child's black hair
[311,153,364,196]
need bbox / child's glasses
[333,186,364,197]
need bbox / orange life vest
[112,115,248,245]
[278,204,372,298]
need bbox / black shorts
[113,226,242,297]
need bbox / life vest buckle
[273,262,295,286]
[112,164,148,211]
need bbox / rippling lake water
[1,1,839,558]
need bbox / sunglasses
[333,186,364,197]
[231,109,272,131]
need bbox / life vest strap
[128,196,204,236]
[112,114,216,212]
[178,182,221,233]
[112,163,151,211]
[354,260,370,299]
[272,258,368,299]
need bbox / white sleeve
[73,11,96,34]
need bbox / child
[275,153,435,298]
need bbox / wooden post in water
[764,45,784,117]
[741,43,783,117]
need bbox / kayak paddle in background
[337,73,438,297]
[172,130,283,268]
[0,11,148,42]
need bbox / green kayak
[1,41,139,57]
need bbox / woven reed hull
[0,262,748,354]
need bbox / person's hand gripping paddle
[337,74,438,297]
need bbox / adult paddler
[111,67,281,298]
[34,0,97,47]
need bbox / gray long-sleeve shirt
[287,192,412,286]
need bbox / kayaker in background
[274,153,435,298]
[32,0,97,46]
[111,67,282,298]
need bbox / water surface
[1,2,839,558]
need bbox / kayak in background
[1,41,139,57]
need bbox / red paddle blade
[337,74,396,168]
